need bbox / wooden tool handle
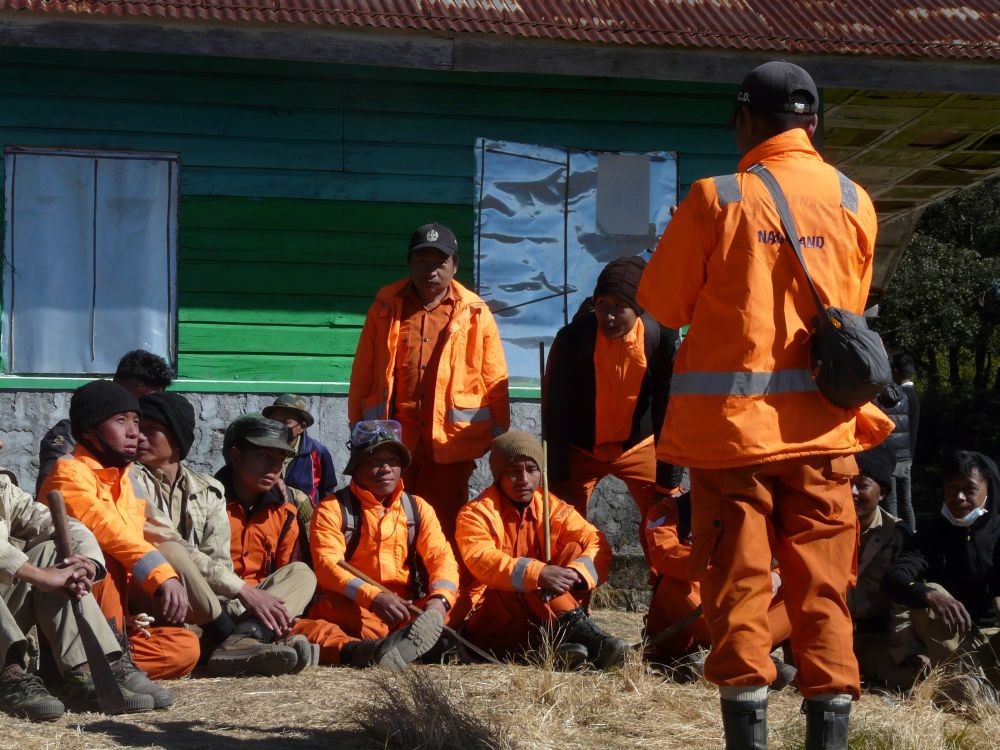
[47,490,74,561]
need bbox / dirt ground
[1,611,996,750]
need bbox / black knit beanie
[70,380,141,440]
[139,392,196,460]
[593,255,647,315]
[855,441,896,494]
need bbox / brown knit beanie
[593,255,647,315]
[489,431,545,482]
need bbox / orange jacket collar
[738,128,818,172]
[70,442,129,484]
[496,485,542,522]
[349,477,404,508]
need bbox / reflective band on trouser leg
[670,369,817,397]
[447,406,492,423]
[511,557,532,592]
[133,549,169,585]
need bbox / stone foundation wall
[1,391,648,592]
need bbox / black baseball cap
[734,61,818,117]
[408,223,458,259]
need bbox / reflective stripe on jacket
[309,479,459,610]
[348,278,510,463]
[40,446,178,596]
[637,129,894,469]
[455,484,610,604]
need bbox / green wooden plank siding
[0,46,739,392]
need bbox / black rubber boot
[720,697,768,750]
[802,697,850,750]
[555,607,627,669]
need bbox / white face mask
[941,500,989,528]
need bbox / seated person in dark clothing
[882,450,1000,694]
[847,442,921,689]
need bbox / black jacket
[542,312,682,488]
[881,452,1000,627]
[878,384,913,462]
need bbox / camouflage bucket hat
[223,414,295,457]
[262,393,314,427]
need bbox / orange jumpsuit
[41,446,199,679]
[637,129,894,698]
[226,490,299,587]
[643,496,791,662]
[455,485,610,659]
[292,480,459,664]
[348,278,510,541]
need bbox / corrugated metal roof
[1,1,998,60]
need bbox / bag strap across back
[747,162,830,327]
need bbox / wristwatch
[429,594,452,612]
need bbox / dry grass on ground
[2,611,997,750]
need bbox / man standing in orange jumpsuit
[41,380,196,703]
[348,223,510,542]
[643,492,794,688]
[456,431,625,670]
[637,61,893,749]
[293,420,454,670]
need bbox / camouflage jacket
[130,463,246,599]
[1,467,105,583]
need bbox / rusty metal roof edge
[0,2,998,59]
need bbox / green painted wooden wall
[0,46,738,391]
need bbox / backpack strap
[335,487,363,562]
[400,492,426,598]
[270,493,298,576]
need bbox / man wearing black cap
[543,255,682,523]
[208,415,318,676]
[847,443,920,689]
[36,350,174,494]
[40,379,198,699]
[348,223,510,542]
[638,60,891,749]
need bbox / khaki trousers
[0,540,120,673]
[911,583,1000,687]
[224,562,317,621]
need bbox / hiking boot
[802,695,850,750]
[0,666,65,721]
[281,635,316,674]
[60,669,155,714]
[554,643,589,672]
[555,607,627,670]
[721,696,768,750]
[206,634,299,677]
[107,624,174,709]
[341,609,444,672]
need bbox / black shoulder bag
[748,163,891,409]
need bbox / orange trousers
[550,441,659,519]
[463,542,583,660]
[292,593,457,665]
[463,590,580,660]
[403,438,476,542]
[688,455,860,699]
[645,576,791,662]
[92,558,200,680]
